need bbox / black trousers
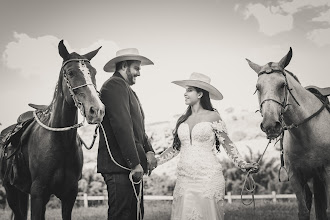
[102,173,144,220]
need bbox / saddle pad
[306,86,330,113]
[305,85,330,97]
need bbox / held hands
[242,162,260,174]
[146,151,157,175]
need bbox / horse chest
[286,146,330,171]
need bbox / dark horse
[247,48,330,220]
[2,40,105,219]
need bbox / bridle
[257,67,328,133]
[62,58,96,116]
[33,58,100,149]
[257,67,300,121]
[256,66,328,182]
[34,58,94,131]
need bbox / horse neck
[282,74,323,129]
[48,86,79,139]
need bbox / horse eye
[77,92,86,98]
[280,83,286,88]
[67,71,74,77]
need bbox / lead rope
[33,111,85,131]
[100,124,143,220]
[241,139,273,219]
[278,131,289,182]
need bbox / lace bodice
[157,120,246,169]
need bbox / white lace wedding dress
[157,120,247,220]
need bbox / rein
[33,58,100,150]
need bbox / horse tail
[313,167,328,220]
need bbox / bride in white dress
[156,73,259,220]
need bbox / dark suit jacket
[97,72,154,174]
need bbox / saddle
[305,86,330,97]
[305,86,330,112]
[0,103,46,185]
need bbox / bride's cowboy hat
[104,48,154,72]
[172,72,223,100]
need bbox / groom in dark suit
[97,48,157,220]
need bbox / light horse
[2,40,105,220]
[246,48,330,220]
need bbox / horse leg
[304,184,313,214]
[4,183,29,220]
[290,174,311,220]
[61,187,78,220]
[313,170,328,220]
[30,181,50,220]
[324,166,330,219]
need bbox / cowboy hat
[172,72,223,100]
[103,48,154,72]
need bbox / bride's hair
[172,87,220,151]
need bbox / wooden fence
[76,192,297,208]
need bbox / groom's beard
[126,68,135,85]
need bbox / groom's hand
[131,164,144,181]
[146,151,157,175]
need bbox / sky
[1,0,330,128]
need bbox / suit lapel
[113,72,145,120]
[131,90,145,119]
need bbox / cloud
[243,3,293,36]
[238,0,330,39]
[312,5,330,22]
[2,33,119,86]
[307,28,330,46]
[2,32,62,78]
[280,0,329,14]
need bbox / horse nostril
[260,123,265,132]
[89,107,96,116]
[100,109,105,117]
[275,121,282,132]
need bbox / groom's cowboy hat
[172,72,223,100]
[104,48,154,72]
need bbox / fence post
[272,191,276,203]
[227,192,232,204]
[84,193,88,208]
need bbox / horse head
[246,48,295,139]
[58,40,105,124]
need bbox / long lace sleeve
[156,146,179,166]
[211,120,247,170]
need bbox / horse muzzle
[260,120,282,139]
[86,105,105,124]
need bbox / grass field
[0,200,317,220]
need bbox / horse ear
[58,40,70,60]
[83,46,102,61]
[278,47,292,69]
[246,58,261,74]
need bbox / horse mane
[41,69,63,118]
[285,69,300,84]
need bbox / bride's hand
[243,162,260,173]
